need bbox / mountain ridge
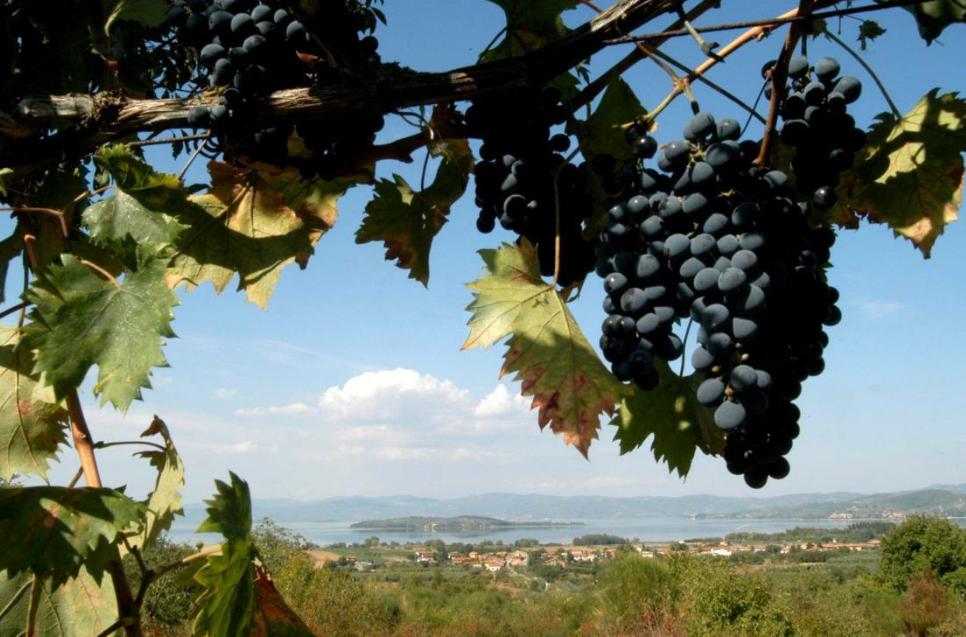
[183,485,966,522]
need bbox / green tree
[880,516,966,594]
[598,555,679,632]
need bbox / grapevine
[0,1,963,635]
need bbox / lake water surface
[167,516,943,546]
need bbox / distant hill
[349,516,583,532]
[703,489,966,520]
[181,487,966,524]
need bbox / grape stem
[0,207,69,239]
[0,301,28,320]
[643,5,805,125]
[18,216,145,637]
[756,0,819,167]
[177,133,211,181]
[552,168,563,286]
[604,0,931,45]
[127,133,211,148]
[572,0,720,112]
[94,440,168,452]
[66,465,84,488]
[823,29,901,118]
[643,46,766,124]
[0,579,32,623]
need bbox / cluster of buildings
[400,538,884,572]
[414,549,531,571]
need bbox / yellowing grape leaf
[356,136,473,286]
[83,145,189,251]
[24,251,177,412]
[0,569,120,637]
[0,326,68,481]
[169,162,361,309]
[463,242,627,456]
[833,90,965,257]
[0,486,144,585]
[193,472,256,637]
[611,363,724,478]
[127,416,184,552]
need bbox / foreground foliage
[126,518,966,637]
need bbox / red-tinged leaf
[463,242,627,456]
[249,565,315,637]
[356,134,472,286]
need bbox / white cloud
[473,384,530,418]
[235,403,311,417]
[317,368,470,423]
[215,388,238,400]
[225,441,257,454]
[856,299,904,320]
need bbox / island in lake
[350,515,584,533]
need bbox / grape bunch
[595,110,842,488]
[467,88,596,287]
[773,55,866,211]
[166,0,383,174]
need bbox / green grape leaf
[480,0,580,98]
[0,486,144,584]
[356,135,473,286]
[463,242,627,456]
[169,162,362,309]
[197,471,251,541]
[481,0,579,58]
[611,362,724,478]
[0,326,68,481]
[568,78,648,235]
[249,566,316,637]
[569,78,646,161]
[831,90,966,257]
[82,145,190,252]
[193,473,256,637]
[0,232,23,305]
[127,416,184,552]
[23,251,177,412]
[104,0,169,33]
[883,0,966,43]
[31,168,90,269]
[0,569,120,637]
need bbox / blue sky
[8,2,966,502]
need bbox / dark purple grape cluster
[775,55,866,211]
[167,0,383,174]
[595,110,843,488]
[467,89,596,287]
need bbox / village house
[414,550,437,565]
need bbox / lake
[166,516,922,546]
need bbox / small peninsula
[350,515,584,532]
